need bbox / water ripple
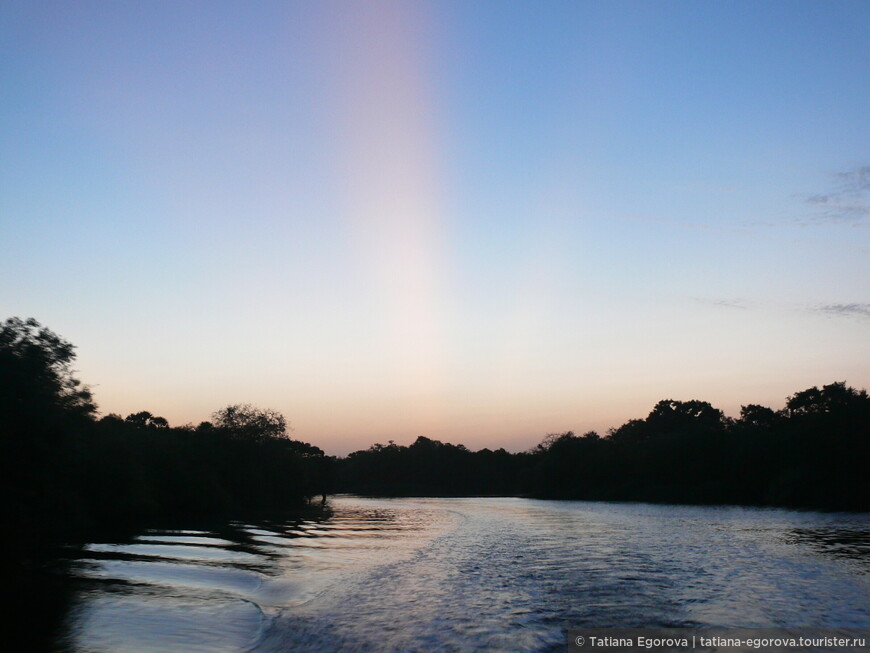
[60,497,870,652]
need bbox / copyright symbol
[575,636,586,647]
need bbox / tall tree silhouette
[0,317,95,421]
[0,318,95,556]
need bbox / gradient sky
[2,1,868,455]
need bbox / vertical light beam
[323,1,448,418]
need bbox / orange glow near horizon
[9,2,868,458]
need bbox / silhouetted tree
[785,381,868,416]
[0,317,95,420]
[0,318,96,559]
[645,399,727,432]
[212,403,288,441]
[738,404,781,428]
[125,411,169,429]
[1,316,331,561]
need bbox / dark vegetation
[0,318,328,565]
[338,436,531,496]
[336,381,869,512]
[0,317,333,648]
[2,315,868,567]
[519,388,869,511]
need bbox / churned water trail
[57,497,870,652]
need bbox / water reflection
[788,526,870,570]
[54,498,870,652]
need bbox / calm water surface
[56,497,870,652]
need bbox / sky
[1,1,868,455]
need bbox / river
[53,497,869,651]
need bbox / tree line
[0,318,329,566]
[338,385,868,511]
[2,316,868,565]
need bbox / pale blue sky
[2,1,868,454]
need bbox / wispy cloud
[813,303,870,319]
[695,298,870,321]
[798,166,870,226]
[693,297,750,310]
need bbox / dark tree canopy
[0,317,96,418]
[786,381,869,416]
[646,399,726,429]
[738,404,780,428]
[212,403,289,442]
[1,317,329,568]
[125,411,169,429]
